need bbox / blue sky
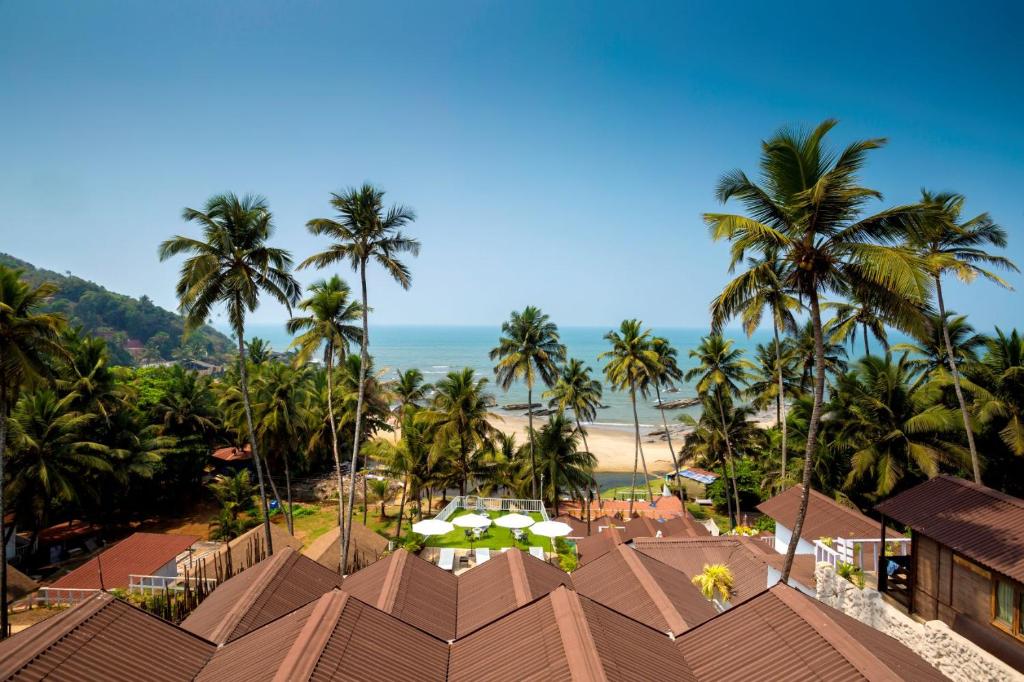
[2,1,1022,329]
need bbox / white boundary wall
[815,563,1022,681]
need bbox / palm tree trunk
[781,290,826,582]
[362,466,368,526]
[237,333,274,555]
[283,453,293,535]
[458,431,467,496]
[655,384,682,499]
[341,262,370,576]
[629,384,656,510]
[394,474,408,542]
[325,346,346,575]
[628,388,639,517]
[262,455,286,522]
[527,382,536,498]
[936,278,981,483]
[863,322,870,358]
[576,418,603,518]
[716,391,741,527]
[720,461,733,529]
[774,323,788,491]
[1,388,8,640]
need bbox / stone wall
[815,563,1021,681]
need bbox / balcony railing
[813,537,912,573]
[128,574,217,594]
[435,496,548,522]
[33,587,99,606]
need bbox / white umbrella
[494,513,535,529]
[529,520,573,539]
[452,513,492,528]
[411,519,454,536]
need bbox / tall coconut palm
[893,312,988,379]
[490,306,566,498]
[533,414,596,516]
[711,256,799,490]
[704,120,931,581]
[391,368,432,421]
[366,412,430,541]
[685,335,751,525]
[420,368,497,495]
[287,275,362,573]
[0,267,65,638]
[543,358,603,511]
[961,328,1024,457]
[907,191,1018,484]
[301,183,419,575]
[600,320,659,514]
[650,337,685,495]
[159,192,300,553]
[823,289,891,357]
[246,337,273,365]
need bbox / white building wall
[766,566,817,597]
[154,558,179,578]
[773,523,816,555]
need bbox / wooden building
[875,475,1024,671]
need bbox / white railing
[758,535,775,546]
[128,574,217,595]
[434,496,548,521]
[34,587,99,606]
[813,537,912,573]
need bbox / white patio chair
[438,548,455,571]
[475,548,491,564]
[529,547,545,560]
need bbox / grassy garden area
[422,510,552,550]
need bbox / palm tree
[0,267,65,636]
[246,337,273,365]
[152,366,218,439]
[391,368,433,421]
[691,564,734,604]
[823,289,891,357]
[543,358,603,513]
[208,469,256,520]
[301,183,419,575]
[159,192,300,553]
[907,191,1018,484]
[490,306,566,497]
[367,412,430,541]
[961,328,1024,457]
[685,335,751,525]
[287,275,362,573]
[533,413,597,516]
[56,330,125,424]
[368,478,391,519]
[421,368,497,496]
[705,120,932,582]
[711,256,799,490]
[253,362,311,534]
[600,320,659,514]
[893,312,988,379]
[792,321,849,394]
[650,337,685,496]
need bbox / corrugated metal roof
[676,584,945,681]
[456,548,573,637]
[49,532,197,590]
[757,485,897,542]
[876,475,1024,583]
[340,548,458,640]
[633,537,772,605]
[449,586,696,682]
[181,546,342,643]
[572,544,717,635]
[575,513,709,566]
[0,592,214,681]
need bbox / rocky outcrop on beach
[652,397,699,410]
[481,395,497,407]
[527,407,557,416]
[504,402,541,410]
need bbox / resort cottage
[876,475,1024,671]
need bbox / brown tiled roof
[554,514,590,537]
[622,513,709,541]
[875,475,1024,583]
[757,485,897,542]
[181,546,342,643]
[575,523,626,566]
[340,547,458,640]
[456,548,573,637]
[196,590,449,682]
[449,585,696,682]
[222,521,302,575]
[36,520,101,544]
[572,544,717,635]
[5,564,39,603]
[563,495,684,519]
[676,583,945,680]
[302,521,388,574]
[0,592,214,681]
[49,532,197,590]
[212,444,252,462]
[633,537,772,605]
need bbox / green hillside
[0,252,233,366]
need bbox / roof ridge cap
[209,547,295,643]
[549,588,608,682]
[272,591,348,682]
[376,548,408,613]
[771,585,901,681]
[615,545,688,635]
[506,549,532,606]
[0,592,112,678]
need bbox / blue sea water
[233,323,786,427]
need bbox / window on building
[995,580,1014,626]
[990,576,1024,640]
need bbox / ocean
[233,323,789,428]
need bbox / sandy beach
[489,414,686,473]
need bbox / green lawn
[423,510,563,552]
